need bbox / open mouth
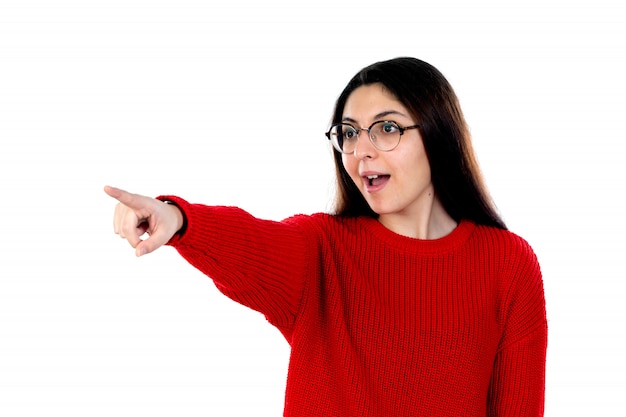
[365,174,390,187]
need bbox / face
[341,83,435,222]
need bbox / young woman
[105,57,547,416]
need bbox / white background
[1,0,624,416]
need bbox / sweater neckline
[362,217,476,254]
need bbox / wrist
[162,200,187,236]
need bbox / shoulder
[469,224,544,308]
[472,223,545,292]
[472,226,548,348]
[281,213,373,249]
[282,212,357,235]
[470,223,540,268]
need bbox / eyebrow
[342,110,408,124]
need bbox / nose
[352,129,377,160]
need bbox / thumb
[135,240,151,257]
[134,237,159,257]
[134,224,176,257]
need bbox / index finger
[103,185,140,208]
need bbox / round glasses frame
[325,120,420,154]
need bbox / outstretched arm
[104,185,184,257]
[104,188,314,331]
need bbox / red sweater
[162,197,547,416]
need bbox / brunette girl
[105,57,547,416]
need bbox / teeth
[366,175,379,186]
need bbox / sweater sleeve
[488,325,548,417]
[488,233,548,417]
[157,195,315,334]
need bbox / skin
[341,83,457,239]
[104,185,183,257]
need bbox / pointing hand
[104,186,184,257]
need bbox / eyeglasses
[325,120,420,154]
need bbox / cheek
[341,155,356,176]
[341,155,362,187]
[408,152,433,184]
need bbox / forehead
[343,83,410,122]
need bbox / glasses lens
[330,124,358,153]
[370,121,401,151]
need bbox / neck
[378,197,457,240]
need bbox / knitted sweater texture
[162,197,547,417]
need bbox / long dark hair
[330,57,506,230]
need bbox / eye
[380,122,399,134]
[343,127,358,140]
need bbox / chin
[366,203,395,217]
